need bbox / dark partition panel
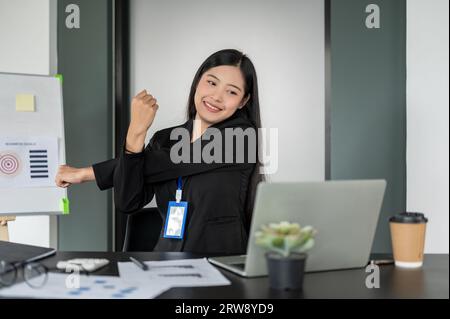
[330,0,406,253]
[57,0,113,251]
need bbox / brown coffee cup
[389,212,428,268]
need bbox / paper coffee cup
[389,212,428,268]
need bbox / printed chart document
[0,137,58,188]
[118,258,231,288]
[0,273,170,299]
[0,259,230,299]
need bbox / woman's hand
[126,90,159,153]
[55,165,94,188]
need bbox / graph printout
[0,137,58,188]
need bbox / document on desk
[0,273,170,299]
[118,258,231,288]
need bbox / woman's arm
[125,89,158,153]
[55,158,118,190]
[113,89,159,213]
[55,165,95,188]
[56,89,158,191]
[92,158,118,190]
[114,150,155,213]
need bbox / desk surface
[23,251,448,299]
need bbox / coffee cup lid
[389,212,428,224]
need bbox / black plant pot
[266,252,307,290]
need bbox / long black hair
[186,49,264,231]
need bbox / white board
[0,72,67,215]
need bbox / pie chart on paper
[0,153,21,176]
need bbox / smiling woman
[55,49,264,255]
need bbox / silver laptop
[208,180,386,277]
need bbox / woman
[55,49,263,254]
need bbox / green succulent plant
[255,221,317,258]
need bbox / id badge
[163,201,188,239]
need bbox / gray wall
[330,0,406,253]
[57,0,112,251]
[407,0,449,253]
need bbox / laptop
[0,240,56,264]
[208,180,386,277]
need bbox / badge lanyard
[163,177,188,239]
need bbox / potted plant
[255,221,317,290]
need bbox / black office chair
[122,207,163,252]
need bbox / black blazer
[93,116,256,254]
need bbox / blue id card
[163,201,188,239]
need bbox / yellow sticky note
[16,94,35,112]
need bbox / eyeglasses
[0,260,49,289]
[0,260,93,289]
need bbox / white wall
[407,0,449,253]
[130,0,325,185]
[0,0,57,248]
